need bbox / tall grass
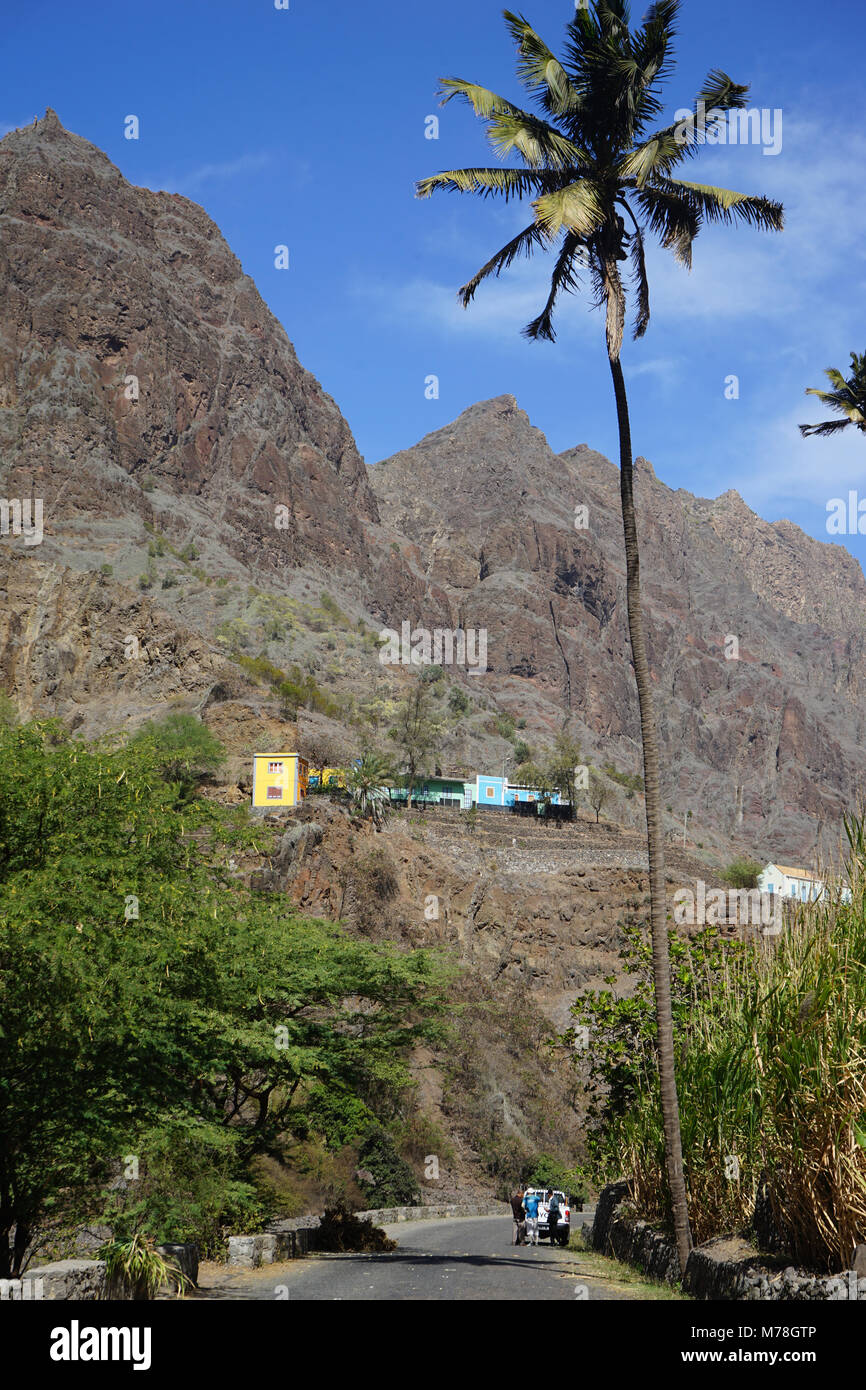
[618,819,866,1271]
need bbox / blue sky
[4,0,866,563]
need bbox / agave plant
[799,353,866,439]
[99,1232,187,1300]
[346,752,394,827]
[417,0,784,1271]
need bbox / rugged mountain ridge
[370,397,866,858]
[0,110,438,619]
[1,112,863,859]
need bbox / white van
[523,1188,570,1246]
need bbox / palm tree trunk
[609,352,692,1273]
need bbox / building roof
[767,863,819,881]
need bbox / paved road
[197,1214,627,1302]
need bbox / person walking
[546,1189,561,1245]
[510,1188,527,1246]
[523,1189,541,1247]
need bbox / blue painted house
[475,774,508,808]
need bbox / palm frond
[697,68,751,113]
[799,419,855,439]
[503,10,581,116]
[660,178,784,231]
[619,130,687,186]
[626,71,751,179]
[800,359,866,437]
[626,215,651,338]
[612,0,679,134]
[438,77,526,120]
[819,368,853,395]
[633,186,697,266]
[805,388,864,424]
[523,232,586,342]
[416,167,568,202]
[438,78,587,170]
[458,221,552,307]
[533,179,604,237]
[805,385,850,408]
[484,110,587,170]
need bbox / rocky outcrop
[371,398,866,858]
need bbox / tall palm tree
[417,0,783,1272]
[799,353,866,438]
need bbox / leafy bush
[602,763,643,794]
[721,857,763,890]
[128,713,224,798]
[526,1153,586,1205]
[356,1129,420,1207]
[319,592,348,626]
[316,1203,396,1252]
[232,652,340,719]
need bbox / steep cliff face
[370,398,866,858]
[0,111,446,736]
[0,110,427,615]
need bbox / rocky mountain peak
[0,111,385,591]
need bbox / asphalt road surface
[197,1213,628,1302]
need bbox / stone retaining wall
[0,1259,107,1300]
[592,1181,866,1301]
[226,1202,509,1268]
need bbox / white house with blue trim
[757,863,824,903]
[758,863,852,906]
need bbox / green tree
[128,712,224,801]
[417,0,783,1270]
[512,739,532,765]
[513,761,550,796]
[721,857,762,890]
[545,730,582,816]
[388,682,442,808]
[587,769,612,822]
[799,352,866,439]
[0,722,447,1274]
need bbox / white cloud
[646,117,866,328]
[155,151,271,194]
[733,401,866,516]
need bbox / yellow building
[309,766,347,791]
[252,753,309,810]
